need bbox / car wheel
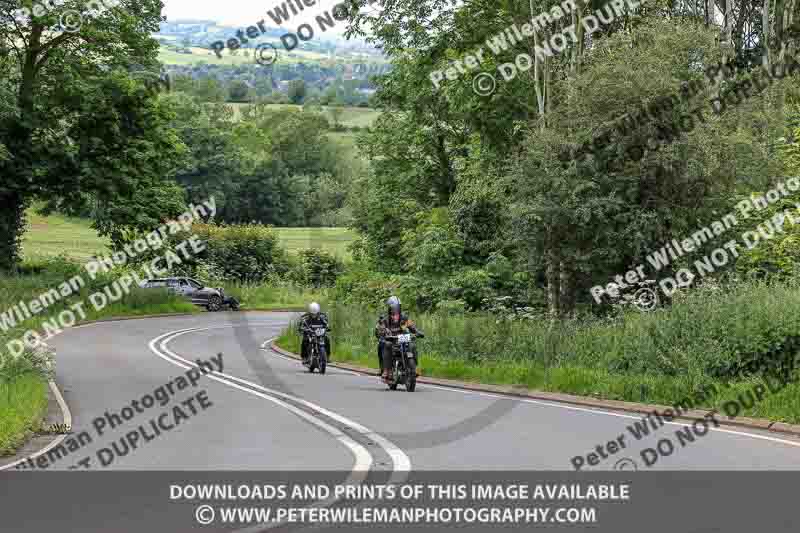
[207,295,222,312]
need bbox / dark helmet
[386,295,401,316]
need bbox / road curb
[270,342,800,438]
[1,309,301,470]
[0,378,73,471]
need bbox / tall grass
[278,281,800,423]
[0,374,49,456]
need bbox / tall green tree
[288,80,307,104]
[228,80,252,102]
[0,0,183,269]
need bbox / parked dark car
[140,277,240,312]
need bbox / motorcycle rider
[299,302,331,365]
[375,296,419,381]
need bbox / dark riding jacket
[299,313,330,335]
[375,313,418,339]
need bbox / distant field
[226,103,380,128]
[23,209,109,262]
[158,44,378,67]
[272,228,355,259]
[22,209,355,263]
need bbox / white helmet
[308,302,321,316]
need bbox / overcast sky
[162,0,349,32]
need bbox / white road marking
[418,382,800,449]
[262,340,800,451]
[149,326,412,479]
[150,325,412,531]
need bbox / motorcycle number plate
[397,334,411,343]
[315,328,326,336]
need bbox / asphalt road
[42,312,800,472]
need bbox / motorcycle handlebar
[384,332,424,340]
[301,327,330,333]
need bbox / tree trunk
[724,0,734,51]
[546,247,561,319]
[0,191,28,272]
[558,261,575,316]
[530,0,550,129]
[571,5,586,77]
[764,0,772,69]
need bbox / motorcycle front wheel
[318,346,327,375]
[406,358,417,392]
[388,360,399,390]
[308,349,317,373]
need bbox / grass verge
[0,374,49,456]
[277,281,800,425]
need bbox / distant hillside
[155,18,384,58]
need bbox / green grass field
[158,45,334,66]
[157,37,389,66]
[226,103,380,128]
[272,227,355,259]
[22,208,356,263]
[24,210,110,262]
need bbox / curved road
[41,312,800,472]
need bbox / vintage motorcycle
[383,331,424,392]
[303,325,329,374]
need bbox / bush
[289,249,344,288]
[0,346,55,383]
[734,188,800,280]
[188,223,290,283]
[444,268,494,311]
[332,267,401,310]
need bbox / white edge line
[157,327,410,475]
[149,329,374,473]
[150,328,375,533]
[264,340,800,451]
[421,383,800,449]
